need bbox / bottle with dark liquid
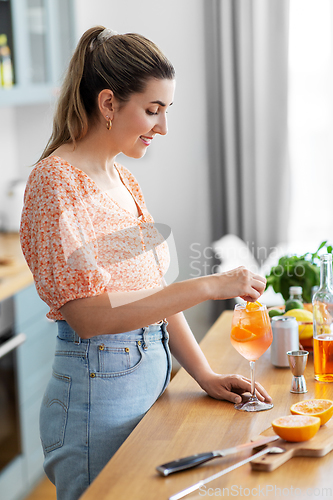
[312,254,333,382]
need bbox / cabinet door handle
[0,333,27,359]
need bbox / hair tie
[90,28,118,51]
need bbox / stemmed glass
[230,302,273,412]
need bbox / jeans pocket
[40,370,71,453]
[97,342,143,376]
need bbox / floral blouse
[20,156,170,321]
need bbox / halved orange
[230,326,256,342]
[290,399,333,426]
[271,415,320,442]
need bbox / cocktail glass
[230,302,273,412]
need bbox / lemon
[284,308,313,322]
[284,309,313,340]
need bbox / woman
[20,26,271,500]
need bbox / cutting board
[250,420,333,471]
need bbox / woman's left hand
[198,373,272,404]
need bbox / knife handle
[156,452,218,476]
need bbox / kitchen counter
[0,232,33,301]
[80,311,333,500]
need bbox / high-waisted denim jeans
[39,320,172,500]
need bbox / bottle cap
[289,286,302,295]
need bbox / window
[288,0,333,246]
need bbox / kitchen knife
[156,434,279,476]
[169,446,285,500]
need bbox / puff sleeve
[20,162,110,319]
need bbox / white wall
[0,0,213,340]
[0,107,19,224]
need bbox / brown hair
[38,26,175,161]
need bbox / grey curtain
[205,0,290,265]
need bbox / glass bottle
[312,254,333,382]
[0,34,14,88]
[289,286,303,302]
[285,286,303,311]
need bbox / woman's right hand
[206,266,266,302]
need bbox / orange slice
[245,301,262,311]
[290,399,333,426]
[271,415,320,442]
[230,326,256,342]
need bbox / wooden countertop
[80,311,333,500]
[0,232,33,300]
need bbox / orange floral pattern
[20,156,170,320]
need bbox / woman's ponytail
[39,26,105,161]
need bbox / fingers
[251,272,266,286]
[204,374,272,404]
[253,380,272,402]
[219,389,243,404]
[246,272,266,300]
[233,376,272,402]
[231,267,267,301]
[240,294,260,303]
[209,266,267,302]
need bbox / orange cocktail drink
[231,302,272,361]
[230,302,273,412]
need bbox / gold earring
[106,116,112,130]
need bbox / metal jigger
[287,350,309,394]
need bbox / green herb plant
[265,241,332,303]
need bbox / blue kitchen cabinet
[0,457,25,500]
[7,283,56,500]
[0,0,74,106]
[16,283,57,494]
[0,283,56,500]
[21,392,46,488]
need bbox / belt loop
[161,319,169,340]
[142,326,149,350]
[74,331,81,345]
